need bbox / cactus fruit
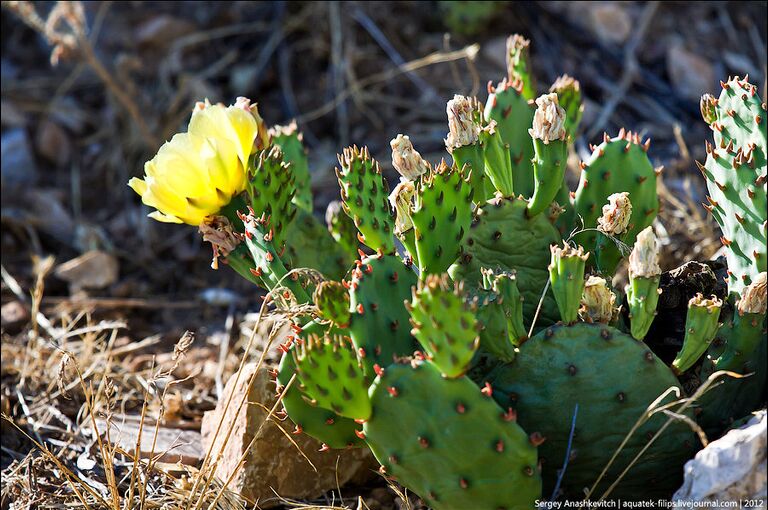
[412,161,474,275]
[506,34,536,101]
[549,74,584,140]
[364,361,541,510]
[407,274,480,378]
[347,254,419,376]
[482,268,528,347]
[548,243,589,324]
[671,294,723,374]
[699,76,767,296]
[528,93,568,216]
[292,332,371,420]
[246,145,297,246]
[714,272,767,372]
[485,78,536,198]
[450,195,562,329]
[572,131,659,274]
[625,226,662,340]
[313,281,351,327]
[479,122,515,197]
[489,322,696,498]
[269,121,312,211]
[336,146,395,254]
[446,95,489,199]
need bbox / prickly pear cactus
[450,195,561,329]
[246,145,297,246]
[347,254,418,376]
[364,361,541,510]
[336,146,395,253]
[571,130,659,273]
[407,274,480,378]
[699,76,767,295]
[269,121,312,212]
[489,323,696,498]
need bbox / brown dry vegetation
[1,1,767,508]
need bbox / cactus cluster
[131,34,767,508]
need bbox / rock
[35,119,71,167]
[1,128,37,191]
[135,15,196,49]
[667,44,716,101]
[95,416,203,465]
[55,250,119,290]
[673,411,767,507]
[1,301,29,334]
[201,363,376,506]
[585,2,632,44]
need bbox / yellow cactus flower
[129,97,266,225]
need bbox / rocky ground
[1,1,766,508]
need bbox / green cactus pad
[246,145,298,246]
[548,243,589,324]
[450,196,561,330]
[412,161,474,275]
[313,281,351,327]
[489,322,696,499]
[278,339,363,449]
[325,200,359,257]
[336,146,395,254]
[714,310,766,373]
[364,361,541,510]
[269,121,312,212]
[484,80,536,198]
[529,134,567,218]
[292,333,371,420]
[699,77,767,296]
[506,34,536,101]
[348,254,419,376]
[283,208,353,281]
[242,212,310,304]
[671,294,722,374]
[408,274,480,378]
[571,131,659,273]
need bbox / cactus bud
[388,179,416,235]
[390,134,430,181]
[597,192,633,236]
[628,226,661,278]
[199,216,242,270]
[672,293,723,374]
[737,272,767,316]
[549,243,590,324]
[445,95,481,152]
[528,93,566,144]
[700,94,718,125]
[579,276,617,324]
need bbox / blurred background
[0,0,766,505]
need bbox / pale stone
[200,363,376,506]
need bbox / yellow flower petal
[148,210,184,223]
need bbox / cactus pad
[246,145,297,246]
[336,146,395,253]
[408,274,480,378]
[699,77,767,295]
[450,196,561,329]
[489,322,696,498]
[348,254,419,375]
[364,361,541,510]
[292,333,371,420]
[412,161,474,275]
[572,131,659,274]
